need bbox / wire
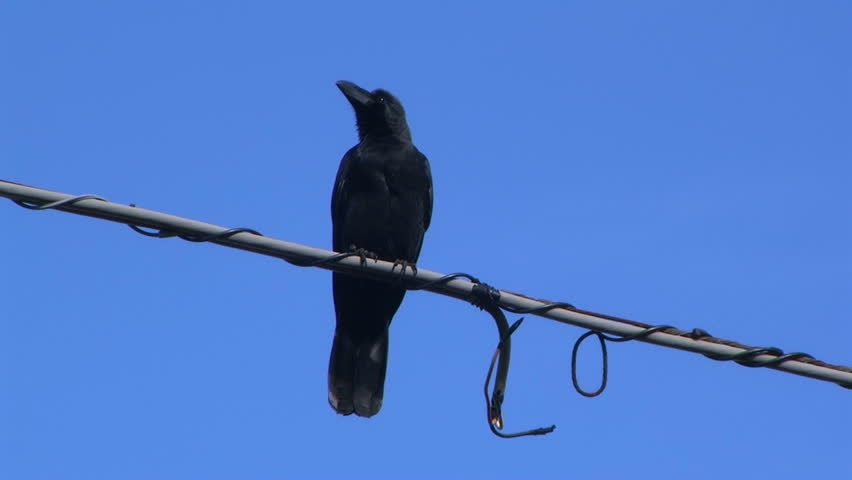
[3,179,851,403]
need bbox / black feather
[328,81,433,417]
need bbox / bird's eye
[377,96,386,103]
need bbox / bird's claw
[348,246,379,267]
[391,259,417,282]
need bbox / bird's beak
[336,80,372,109]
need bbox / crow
[328,81,433,417]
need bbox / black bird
[328,81,433,417]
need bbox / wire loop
[571,331,608,397]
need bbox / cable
[3,179,850,400]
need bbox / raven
[328,81,433,417]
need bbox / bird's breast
[334,143,429,261]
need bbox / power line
[3,178,851,395]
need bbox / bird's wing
[407,149,432,262]
[420,150,433,232]
[331,147,358,252]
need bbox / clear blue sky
[2,1,850,478]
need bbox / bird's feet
[348,245,379,267]
[391,259,417,281]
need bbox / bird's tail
[327,329,389,417]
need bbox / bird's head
[336,80,411,142]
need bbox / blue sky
[2,1,850,478]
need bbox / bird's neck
[357,137,413,158]
[359,132,412,146]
